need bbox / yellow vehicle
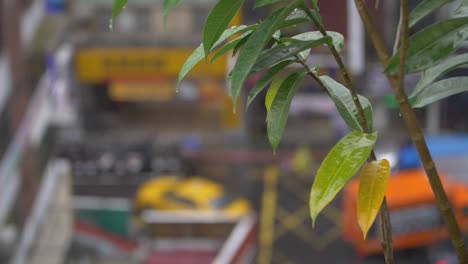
[134,176,251,218]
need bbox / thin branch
[393,7,402,55]
[354,0,468,262]
[304,9,394,263]
[398,1,408,89]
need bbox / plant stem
[354,0,468,262]
[304,9,395,263]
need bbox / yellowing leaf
[357,159,391,239]
[310,131,377,226]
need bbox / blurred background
[1,0,468,263]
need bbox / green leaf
[301,5,322,24]
[409,0,454,28]
[320,76,373,132]
[357,159,391,239]
[210,32,252,63]
[412,77,468,108]
[265,74,288,113]
[386,17,468,75]
[411,53,468,98]
[233,33,251,56]
[290,31,344,53]
[112,0,128,19]
[163,0,183,23]
[454,0,468,17]
[280,9,311,28]
[255,0,280,8]
[230,0,304,110]
[247,60,293,108]
[178,25,254,84]
[203,0,244,56]
[267,70,307,152]
[310,131,377,226]
[311,0,319,9]
[252,37,331,73]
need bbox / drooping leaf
[412,77,468,108]
[178,25,255,84]
[163,0,183,23]
[454,0,468,16]
[320,76,373,132]
[210,32,252,63]
[247,60,293,108]
[357,159,391,239]
[265,74,288,113]
[411,53,468,98]
[409,0,454,28]
[386,17,468,75]
[255,0,281,8]
[203,0,244,56]
[310,131,377,226]
[230,0,304,109]
[112,0,128,19]
[267,70,307,152]
[251,37,331,73]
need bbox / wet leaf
[454,0,468,17]
[409,0,454,28]
[288,31,344,53]
[310,131,377,226]
[357,159,391,239]
[255,0,281,8]
[112,0,128,19]
[178,25,254,85]
[265,75,288,113]
[247,60,293,108]
[267,70,307,152]
[163,0,183,23]
[412,77,468,108]
[230,0,304,110]
[320,76,373,132]
[210,32,252,63]
[280,9,311,28]
[386,17,468,75]
[203,0,244,56]
[251,37,331,73]
[411,53,468,98]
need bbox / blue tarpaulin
[398,134,468,170]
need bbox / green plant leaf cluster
[174,1,340,153]
[111,0,468,248]
[384,2,468,108]
[111,0,381,230]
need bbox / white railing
[10,160,72,264]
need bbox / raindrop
[109,19,113,31]
[398,112,402,117]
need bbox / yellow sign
[75,48,227,83]
[110,82,176,101]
